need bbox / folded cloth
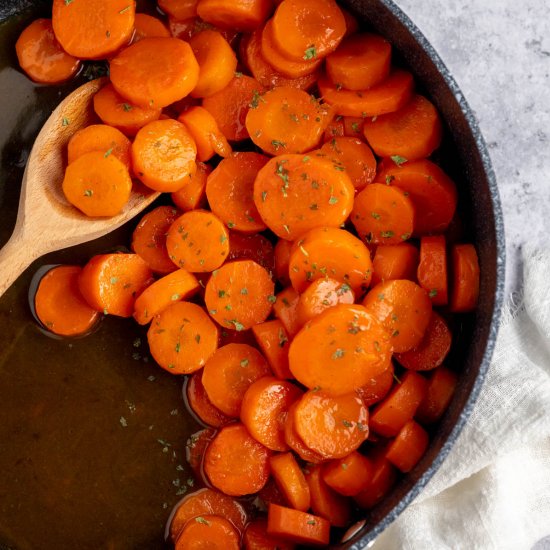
[371,247,550,550]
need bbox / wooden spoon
[0,78,159,298]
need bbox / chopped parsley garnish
[390,155,408,166]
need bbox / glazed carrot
[318,70,414,117]
[206,153,269,233]
[253,154,354,240]
[204,423,271,496]
[375,159,458,235]
[449,244,480,312]
[363,95,443,160]
[68,124,131,168]
[218,327,258,348]
[284,402,324,464]
[267,504,330,546]
[323,117,345,141]
[341,7,359,36]
[197,0,273,31]
[34,265,100,336]
[273,287,301,337]
[289,304,392,395]
[131,206,180,274]
[288,226,373,293]
[371,243,419,286]
[171,161,210,212]
[78,253,152,317]
[62,151,132,217]
[202,343,271,416]
[188,30,237,97]
[351,183,415,246]
[353,450,397,509]
[251,320,293,379]
[259,478,289,507]
[270,453,311,512]
[244,519,295,550]
[294,390,369,459]
[168,16,240,46]
[357,363,395,407]
[227,232,275,274]
[16,19,80,84]
[204,260,275,331]
[385,420,429,473]
[246,87,332,156]
[147,301,218,374]
[52,0,134,59]
[132,13,170,43]
[185,372,232,428]
[363,280,432,352]
[186,427,216,478]
[241,377,302,451]
[175,514,240,550]
[110,37,199,108]
[159,0,199,20]
[274,239,293,286]
[133,269,200,324]
[317,137,377,191]
[203,75,266,141]
[343,116,365,137]
[326,33,391,91]
[369,371,428,437]
[416,365,458,424]
[322,451,374,497]
[93,83,162,136]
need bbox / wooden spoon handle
[0,234,37,298]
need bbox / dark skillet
[0,1,505,549]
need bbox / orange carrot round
[197,0,273,32]
[244,519,295,550]
[175,515,240,550]
[252,320,293,380]
[159,0,199,20]
[185,371,232,428]
[186,427,216,478]
[267,504,330,546]
[449,244,480,312]
[258,478,289,508]
[227,232,275,274]
[343,116,365,137]
[357,363,395,407]
[168,16,239,46]
[385,420,429,473]
[322,451,373,497]
[371,243,419,286]
[353,450,397,509]
[417,235,448,305]
[284,402,324,464]
[171,161,210,212]
[270,453,311,512]
[274,239,293,286]
[415,365,458,424]
[323,117,345,141]
[68,124,131,168]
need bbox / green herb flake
[331,348,345,360]
[104,147,114,158]
[195,334,201,343]
[328,196,339,205]
[171,294,180,301]
[240,288,248,295]
[110,277,118,285]
[377,293,385,302]
[341,463,349,470]
[309,203,318,210]
[122,103,133,112]
[401,233,411,240]
[227,221,235,229]
[84,189,93,197]
[218,290,226,298]
[240,358,249,368]
[249,89,266,109]
[385,175,395,185]
[267,294,277,304]
[220,234,228,244]
[351,122,360,132]
[429,289,438,298]
[195,517,210,526]
[392,329,400,337]
[271,140,286,150]
[302,156,310,162]
[303,45,317,60]
[374,341,381,352]
[283,224,290,234]
[229,320,245,331]
[120,416,128,427]
[342,420,353,428]
[175,342,180,353]
[381,230,395,238]
[261,191,268,202]
[234,71,243,78]
[64,0,74,5]
[62,117,70,126]
[119,5,131,14]
[307,519,317,525]
[390,155,408,166]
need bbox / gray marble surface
[396,0,550,300]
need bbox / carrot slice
[270,453,311,512]
[68,124,131,168]
[322,451,374,496]
[375,159,458,235]
[353,450,397,509]
[351,183,415,246]
[133,269,200,325]
[52,0,134,59]
[93,83,162,136]
[284,402,324,464]
[186,427,216,478]
[197,0,273,32]
[185,372,232,428]
[363,95,442,160]
[371,243,419,286]
[246,87,332,156]
[218,327,258,348]
[251,321,293,379]
[171,161,210,212]
[203,75,266,141]
[370,371,428,437]
[343,116,365,137]
[205,423,271,496]
[294,390,369,459]
[267,504,330,546]
[132,13,170,43]
[206,152,269,233]
[363,280,432,352]
[241,377,302,451]
[273,287,301,337]
[326,33,391,91]
[34,265,100,336]
[323,117,345,141]
[253,154,354,240]
[159,0,199,20]
[78,253,152,317]
[318,69,414,117]
[16,18,80,84]
[288,226,373,293]
[449,244,480,312]
[385,420,429,473]
[416,365,458,424]
[244,519,295,550]
[227,232,275,274]
[357,363,395,407]
[147,301,218,374]
[204,260,275,331]
[289,304,391,395]
[175,515,240,549]
[274,239,293,286]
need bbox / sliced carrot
[227,232,275,274]
[132,13,170,43]
[351,183,415,246]
[385,420,429,473]
[204,260,275,331]
[322,451,374,497]
[93,83,162,136]
[218,327,258,348]
[203,75,266,141]
[416,365,458,424]
[270,453,311,512]
[370,371,428,437]
[288,226,373,293]
[171,161,210,212]
[185,372,232,428]
[267,504,330,546]
[78,253,152,317]
[363,280,432,352]
[326,33,391,91]
[244,519,295,550]
[289,304,392,395]
[343,116,365,137]
[375,159,458,235]
[186,427,216,478]
[294,390,369,459]
[252,321,293,379]
[246,87,332,156]
[371,243,419,286]
[323,117,345,141]
[341,7,359,37]
[175,514,240,549]
[353,450,397,509]
[205,423,271,496]
[357,363,395,407]
[168,16,240,46]
[317,136,377,191]
[273,287,301,337]
[253,154,354,240]
[52,0,134,59]
[159,0,199,20]
[449,244,480,312]
[16,18,80,84]
[318,69,414,117]
[274,239,293,286]
[206,152,269,233]
[259,478,289,507]
[68,124,131,168]
[34,265,100,336]
[284,402,324,464]
[197,0,273,32]
[241,377,302,451]
[147,301,218,374]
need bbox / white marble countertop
[396,0,550,299]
